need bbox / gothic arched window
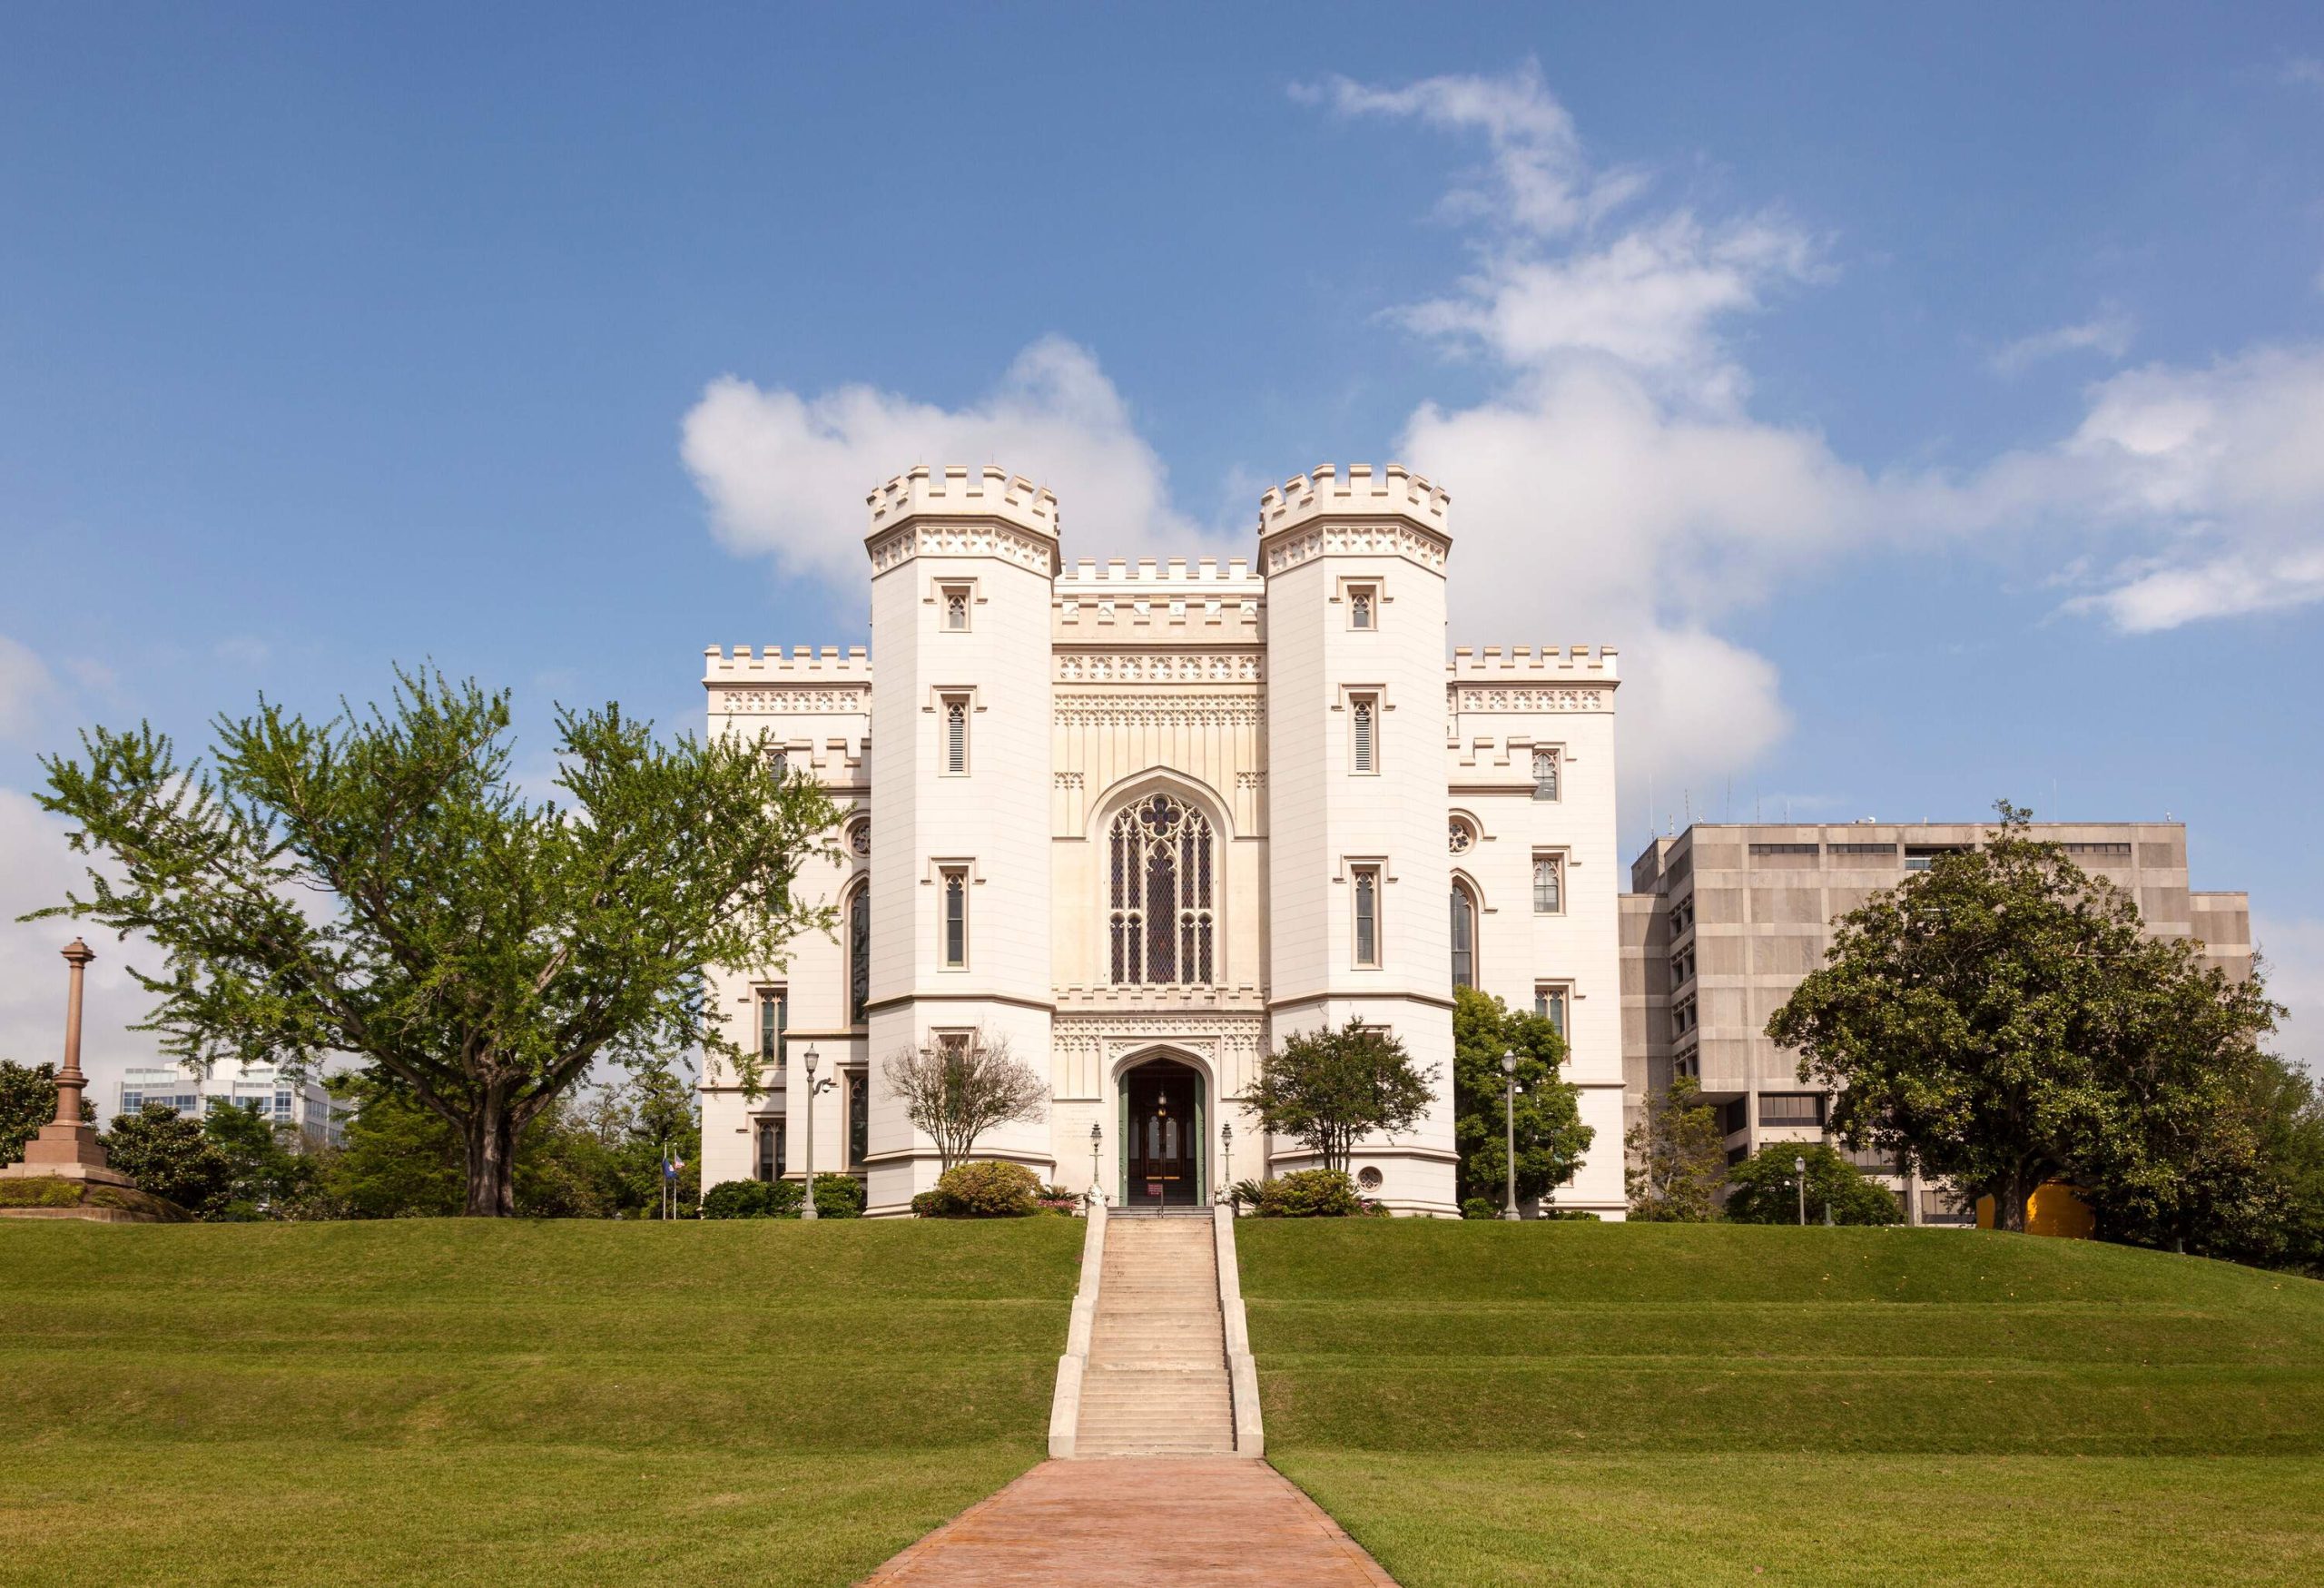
[846,883,870,1025]
[1451,882,1477,989]
[1108,793,1216,985]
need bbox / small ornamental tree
[1625,1075,1726,1221]
[27,669,837,1217]
[1768,802,2281,1234]
[104,1103,234,1216]
[1452,986,1593,1208]
[883,1031,1048,1174]
[1726,1142,1901,1226]
[1243,1019,1437,1177]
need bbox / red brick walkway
[858,1458,1400,1587]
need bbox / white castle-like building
[698,463,1626,1217]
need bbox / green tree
[1768,803,2281,1233]
[2,1060,93,1166]
[1725,1142,1902,1226]
[27,669,836,1216]
[1242,1018,1437,1177]
[1451,986,1593,1208]
[1625,1075,1727,1221]
[104,1103,233,1215]
[198,1101,311,1218]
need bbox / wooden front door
[1125,1064,1200,1207]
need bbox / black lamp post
[1794,1154,1807,1227]
[800,1046,828,1219]
[1088,1119,1102,1208]
[1501,1050,1521,1221]
[1219,1119,1234,1208]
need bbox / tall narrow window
[770,748,790,781]
[1533,855,1563,914]
[941,585,970,631]
[1348,585,1376,629]
[941,696,969,774]
[755,1119,786,1182]
[1351,695,1377,774]
[846,1070,869,1169]
[1353,864,1382,967]
[940,866,968,968]
[1532,749,1559,801]
[1535,985,1568,1038]
[847,884,870,1024]
[758,987,787,1063]
[1107,794,1216,985]
[1450,883,1477,989]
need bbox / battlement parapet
[1449,645,1619,679]
[1055,555,1262,587]
[1257,462,1451,538]
[704,644,874,683]
[867,464,1059,538]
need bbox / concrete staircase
[1074,1215,1236,1457]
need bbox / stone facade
[1620,820,2253,1224]
[699,464,1627,1218]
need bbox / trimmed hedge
[1257,1169,1364,1218]
[913,1160,1041,1218]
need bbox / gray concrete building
[1620,821,2252,1225]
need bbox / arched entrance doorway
[1119,1057,1205,1208]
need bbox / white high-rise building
[114,1060,346,1147]
[698,464,1626,1217]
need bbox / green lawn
[1239,1221,2324,1586]
[0,1218,1082,1588]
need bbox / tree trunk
[462,1090,520,1217]
[1993,1168,2032,1233]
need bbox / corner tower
[862,466,1059,1214]
[1258,465,1458,1214]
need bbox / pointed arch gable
[1088,772,1226,989]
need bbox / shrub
[1256,1169,1363,1218]
[812,1172,866,1218]
[913,1159,1041,1218]
[1461,1196,1498,1220]
[1227,1179,1266,1213]
[700,1179,806,1219]
[1726,1142,1902,1226]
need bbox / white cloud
[0,635,56,742]
[214,636,271,668]
[2280,56,2324,90]
[1988,311,2136,375]
[0,788,173,1109]
[681,337,1206,591]
[2254,912,2324,1077]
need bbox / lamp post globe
[1500,1050,1521,1222]
[801,1046,822,1221]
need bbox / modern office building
[696,462,1629,1217]
[114,1060,347,1147]
[1620,821,2252,1224]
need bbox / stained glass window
[1108,794,1215,985]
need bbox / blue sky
[3,3,2320,1090]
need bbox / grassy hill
[0,1218,1082,1588]
[1240,1221,2324,1587]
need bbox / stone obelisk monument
[2,938,137,1189]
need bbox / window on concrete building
[1533,854,1564,914]
[1353,864,1382,967]
[940,867,969,968]
[1920,1189,1974,1226]
[941,695,970,775]
[1108,794,1216,986]
[1348,584,1376,630]
[1758,1092,1827,1127]
[1534,983,1568,1037]
[941,584,971,631]
[755,1119,786,1182]
[1350,695,1378,774]
[1905,845,1965,871]
[1532,749,1560,801]
[1451,883,1477,989]
[758,987,787,1065]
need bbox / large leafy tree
[29,670,836,1216]
[1768,803,2280,1234]
[1451,986,1592,1208]
[1624,1075,1727,1221]
[2,1060,92,1166]
[104,1103,235,1216]
[1243,1018,1437,1177]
